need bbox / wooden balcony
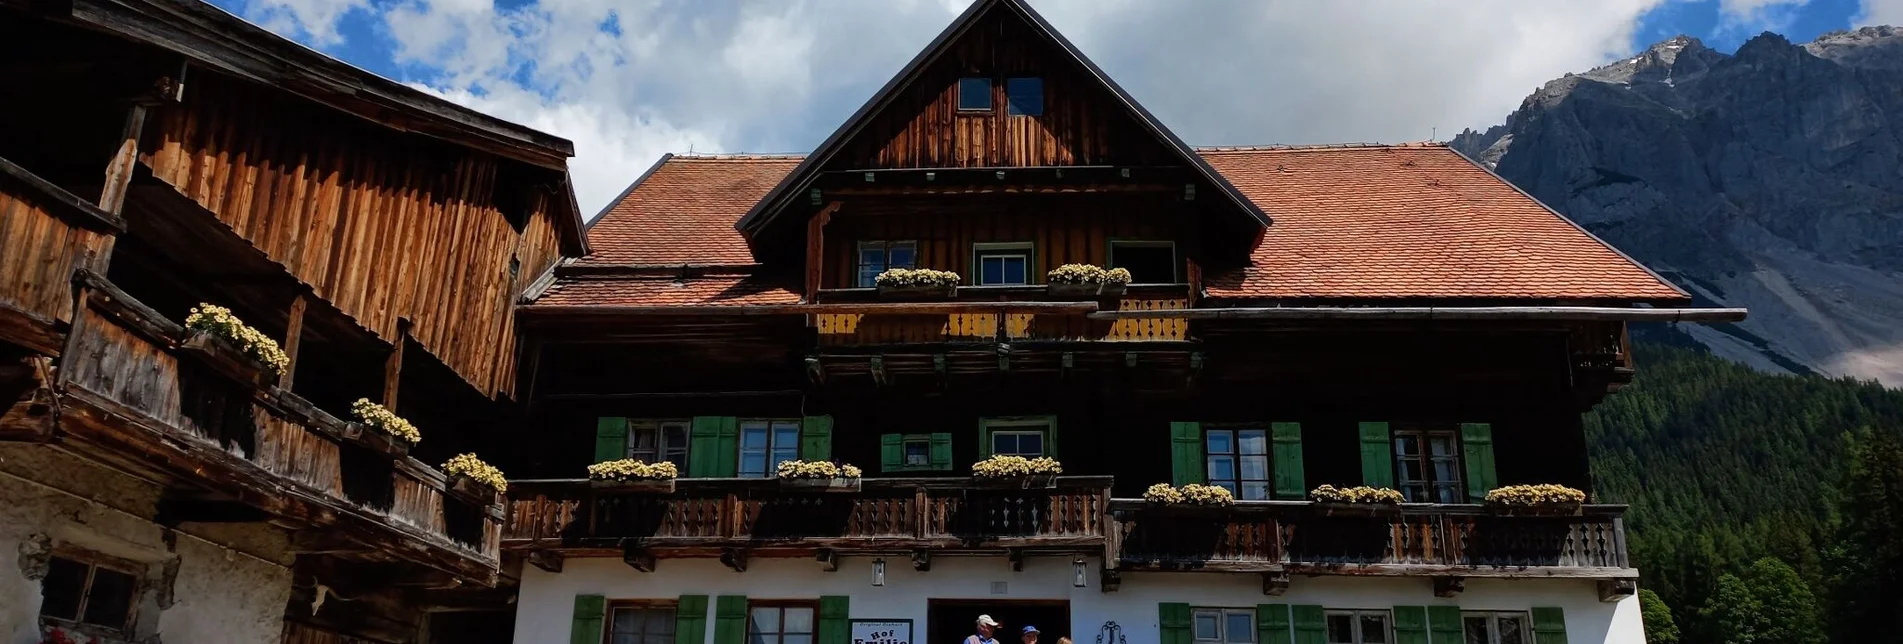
[811,285,1191,346]
[1109,499,1632,582]
[0,157,120,357]
[26,273,503,585]
[503,476,1112,565]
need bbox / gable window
[1462,612,1529,644]
[627,420,691,471]
[974,242,1033,286]
[1393,426,1464,503]
[1006,77,1044,116]
[1206,426,1270,501]
[608,601,678,644]
[39,552,139,635]
[982,417,1054,458]
[1109,240,1178,283]
[857,241,918,287]
[1325,610,1390,644]
[958,77,993,111]
[1192,608,1254,644]
[748,602,817,644]
[739,419,802,478]
[904,437,931,467]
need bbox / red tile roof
[534,275,801,308]
[551,145,1685,308]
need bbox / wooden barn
[0,0,584,641]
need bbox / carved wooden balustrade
[503,476,1112,553]
[45,273,504,584]
[1109,500,1629,578]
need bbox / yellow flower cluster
[1044,264,1135,285]
[351,398,421,444]
[970,455,1063,478]
[587,459,678,481]
[874,268,962,288]
[1144,483,1234,506]
[185,304,290,376]
[775,460,864,480]
[1484,484,1586,507]
[443,453,507,493]
[1308,484,1404,505]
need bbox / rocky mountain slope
[1453,27,1903,385]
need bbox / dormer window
[1006,77,1043,116]
[958,77,992,111]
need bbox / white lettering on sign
[851,620,913,644]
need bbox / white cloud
[1857,0,1903,25]
[225,0,1672,216]
[1716,0,1810,33]
[237,0,367,46]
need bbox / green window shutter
[1158,603,1191,644]
[881,434,904,472]
[570,594,605,644]
[1358,422,1395,488]
[928,433,953,470]
[1426,606,1462,644]
[595,418,628,463]
[1256,604,1293,644]
[1290,605,1326,644]
[690,417,722,477]
[677,596,710,644]
[1530,607,1567,644]
[802,415,834,461]
[1271,422,1306,500]
[1390,606,1427,644]
[1170,422,1204,486]
[818,596,850,644]
[714,417,740,477]
[978,420,993,459]
[1461,423,1499,503]
[714,596,749,644]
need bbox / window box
[1046,281,1126,299]
[779,477,863,493]
[1309,501,1402,518]
[971,473,1057,489]
[589,478,677,493]
[179,329,271,386]
[1483,484,1586,516]
[447,473,499,505]
[340,421,412,458]
[1487,503,1582,517]
[876,283,958,299]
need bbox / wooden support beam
[805,202,841,299]
[1597,578,1637,602]
[870,356,888,387]
[720,548,748,573]
[290,531,375,556]
[279,294,307,390]
[1099,569,1121,593]
[1434,576,1465,597]
[383,328,406,410]
[97,105,146,215]
[911,550,931,572]
[817,549,838,572]
[529,550,564,574]
[1262,571,1290,596]
[622,544,655,573]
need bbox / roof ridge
[672,153,808,160]
[1196,142,1448,153]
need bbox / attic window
[1006,77,1043,116]
[958,77,993,111]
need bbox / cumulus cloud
[1858,0,1903,25]
[225,0,1671,215]
[238,0,367,45]
[1716,0,1811,33]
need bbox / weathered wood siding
[0,178,112,339]
[835,9,1175,169]
[391,471,448,535]
[254,404,344,496]
[822,194,1189,288]
[141,72,565,396]
[63,304,184,427]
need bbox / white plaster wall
[515,556,1645,644]
[0,445,294,644]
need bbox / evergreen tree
[1825,428,1903,642]
[1700,558,1825,644]
[1639,589,1681,644]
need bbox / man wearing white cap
[965,615,1001,644]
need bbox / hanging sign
[853,620,914,644]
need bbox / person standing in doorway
[1020,625,1041,644]
[966,615,1002,644]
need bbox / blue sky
[209,0,1900,214]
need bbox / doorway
[929,599,1072,644]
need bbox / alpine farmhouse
[503,1,1742,644]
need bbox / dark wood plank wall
[822,193,1189,287]
[0,183,112,333]
[140,72,566,397]
[836,10,1176,169]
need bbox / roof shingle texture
[556,146,1685,306]
[535,275,801,308]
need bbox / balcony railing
[1109,500,1629,577]
[504,476,1112,552]
[49,273,502,584]
[0,156,120,358]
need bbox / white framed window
[1192,608,1254,644]
[856,240,917,287]
[627,420,691,470]
[1393,427,1464,503]
[739,419,802,478]
[958,77,993,112]
[1206,426,1271,501]
[749,602,817,644]
[981,417,1053,458]
[608,602,679,644]
[38,550,140,636]
[973,242,1033,286]
[1108,240,1178,283]
[1325,610,1390,644]
[1462,612,1529,644]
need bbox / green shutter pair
[570,594,730,644]
[881,433,953,472]
[593,416,836,478]
[1167,422,1306,499]
[1357,421,1498,501]
[1249,604,1319,644]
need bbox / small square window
[974,243,1033,286]
[1006,77,1043,116]
[739,419,802,478]
[982,417,1053,458]
[857,241,918,287]
[1462,612,1529,644]
[39,552,139,635]
[958,77,992,111]
[1191,609,1253,644]
[1108,241,1177,283]
[1325,610,1390,644]
[627,419,691,471]
[904,438,930,466]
